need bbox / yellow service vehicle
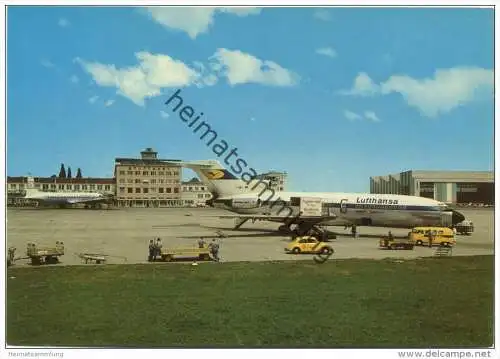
[285,236,334,255]
[410,227,456,247]
[150,245,212,262]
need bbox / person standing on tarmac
[351,225,357,238]
[208,239,220,262]
[148,239,155,261]
[427,231,434,248]
[155,238,163,257]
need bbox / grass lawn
[6,256,493,348]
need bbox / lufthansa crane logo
[204,169,225,180]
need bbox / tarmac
[6,207,495,267]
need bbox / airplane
[170,160,468,236]
[22,187,113,208]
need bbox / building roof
[115,158,182,166]
[410,170,493,180]
[182,182,205,186]
[7,176,115,184]
[371,170,494,183]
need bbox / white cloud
[340,67,493,117]
[89,96,99,104]
[345,109,381,122]
[58,18,70,27]
[145,7,261,39]
[364,111,380,122]
[160,110,170,119]
[316,47,337,58]
[76,48,298,105]
[209,48,299,87]
[344,110,362,121]
[380,67,494,117]
[41,59,55,68]
[340,72,379,96]
[313,9,332,21]
[105,100,115,107]
[75,52,208,106]
[70,75,79,84]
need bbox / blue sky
[6,6,494,192]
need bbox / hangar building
[370,170,494,205]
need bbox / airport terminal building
[114,148,183,208]
[370,170,494,205]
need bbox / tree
[58,164,66,178]
[67,167,72,179]
[76,168,82,179]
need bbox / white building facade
[370,170,494,205]
[258,171,287,192]
[181,179,213,207]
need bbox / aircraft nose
[452,210,465,225]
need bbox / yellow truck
[285,236,334,255]
[410,227,456,247]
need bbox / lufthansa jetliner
[171,160,467,235]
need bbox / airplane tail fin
[179,160,263,198]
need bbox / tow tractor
[379,237,415,250]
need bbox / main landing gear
[278,224,291,233]
[279,223,326,238]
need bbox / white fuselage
[173,160,466,229]
[212,191,462,228]
[24,189,106,205]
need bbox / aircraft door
[340,199,348,214]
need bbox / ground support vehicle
[26,241,64,265]
[410,227,456,247]
[379,237,415,250]
[285,236,334,255]
[455,220,474,235]
[149,245,213,262]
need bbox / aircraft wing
[66,197,110,204]
[202,214,338,222]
